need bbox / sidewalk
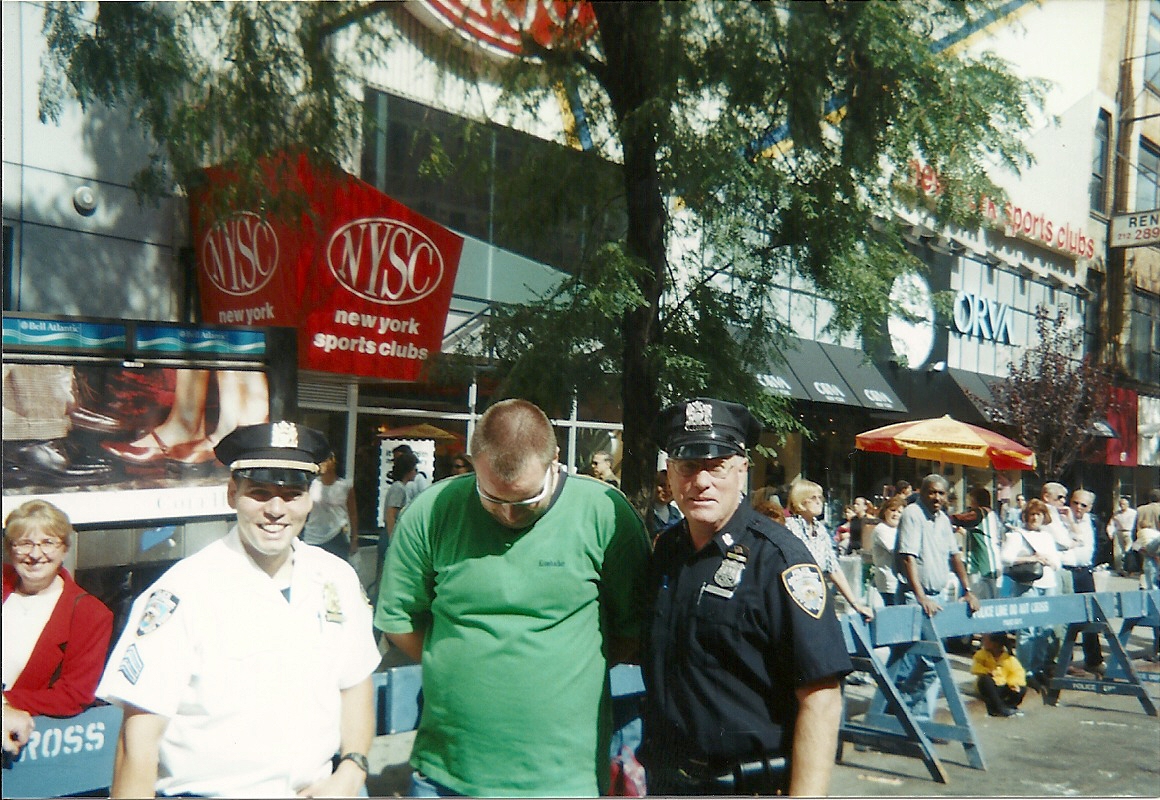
[365,577,1159,797]
[832,583,1159,796]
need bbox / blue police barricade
[2,704,122,799]
[374,665,423,735]
[838,589,1159,784]
[372,663,648,738]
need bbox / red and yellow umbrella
[855,415,1037,471]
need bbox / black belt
[654,754,789,795]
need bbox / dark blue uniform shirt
[639,502,853,769]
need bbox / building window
[2,224,13,311]
[1091,110,1110,214]
[1147,0,1160,94]
[1137,139,1160,211]
[1129,290,1160,385]
[359,88,624,276]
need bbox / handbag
[1006,560,1044,585]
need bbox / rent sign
[191,153,463,381]
[1109,209,1160,249]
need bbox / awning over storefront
[776,338,861,407]
[758,338,906,412]
[947,368,999,422]
[884,366,999,425]
[819,343,908,413]
[755,348,812,402]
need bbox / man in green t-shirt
[375,399,651,797]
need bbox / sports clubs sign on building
[192,153,463,381]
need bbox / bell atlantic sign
[192,153,463,381]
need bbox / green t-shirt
[375,471,650,797]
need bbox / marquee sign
[191,153,464,381]
[412,0,596,59]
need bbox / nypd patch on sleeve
[137,589,180,636]
[781,563,827,619]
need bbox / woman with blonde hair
[783,480,873,620]
[871,496,907,606]
[3,500,113,755]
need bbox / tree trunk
[592,6,668,506]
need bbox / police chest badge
[323,582,344,623]
[137,589,179,636]
[704,545,748,599]
[781,563,827,619]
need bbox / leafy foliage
[39,0,1045,502]
[490,0,1044,499]
[980,305,1114,480]
[40,1,391,206]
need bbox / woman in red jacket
[2,500,113,753]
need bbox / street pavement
[363,571,1160,798]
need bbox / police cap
[214,422,330,487]
[654,398,762,459]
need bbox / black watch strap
[338,752,369,774]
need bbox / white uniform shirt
[97,530,380,798]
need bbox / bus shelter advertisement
[192,153,464,382]
[2,316,285,526]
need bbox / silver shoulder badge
[137,589,180,636]
[781,563,827,619]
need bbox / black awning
[755,353,811,401]
[883,366,1000,425]
[775,338,861,407]
[819,344,908,413]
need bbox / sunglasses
[476,465,554,507]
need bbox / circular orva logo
[201,212,279,297]
[326,218,445,306]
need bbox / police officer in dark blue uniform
[639,398,853,796]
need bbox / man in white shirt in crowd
[1041,482,1073,593]
[1062,489,1103,676]
[1107,496,1138,575]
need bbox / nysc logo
[326,218,445,306]
[201,212,279,297]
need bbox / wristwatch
[338,752,369,774]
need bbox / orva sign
[952,291,1012,344]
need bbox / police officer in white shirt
[98,422,380,798]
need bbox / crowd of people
[2,397,1158,797]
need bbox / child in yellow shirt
[971,632,1027,717]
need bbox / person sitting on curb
[971,632,1028,717]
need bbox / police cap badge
[653,397,762,459]
[214,422,330,487]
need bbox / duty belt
[667,754,789,795]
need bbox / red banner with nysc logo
[191,153,463,381]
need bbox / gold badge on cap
[685,400,713,431]
[270,421,299,449]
